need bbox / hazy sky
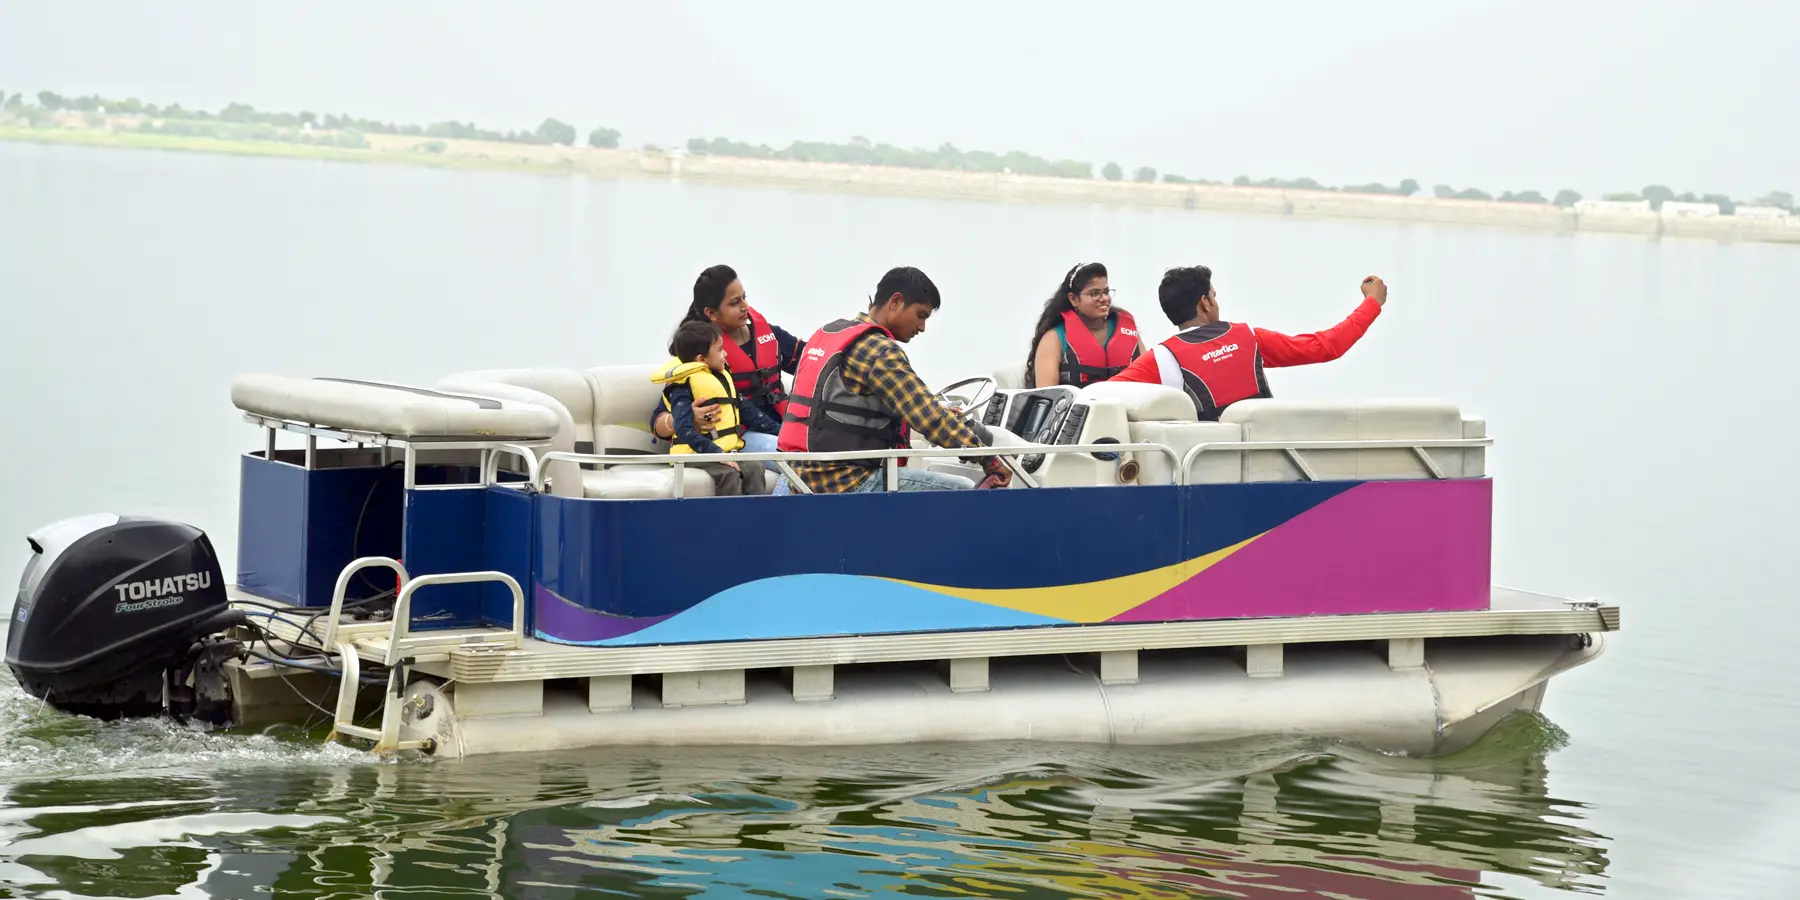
[2,0,1793,199]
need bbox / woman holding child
[651,264,806,492]
[653,320,778,495]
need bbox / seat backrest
[434,370,588,497]
[1220,399,1472,481]
[992,360,1027,391]
[1127,421,1244,485]
[584,365,667,454]
[1077,381,1199,422]
[439,368,597,448]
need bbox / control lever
[980,426,1039,489]
[992,453,1039,489]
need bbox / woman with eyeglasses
[1023,261,1148,388]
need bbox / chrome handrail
[1178,437,1494,482]
[480,443,542,486]
[323,556,411,649]
[386,571,525,666]
[533,442,1185,495]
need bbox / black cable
[238,610,331,650]
[240,648,389,684]
[239,618,326,668]
[349,460,406,597]
[296,587,396,649]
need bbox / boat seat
[438,368,597,449]
[1077,382,1199,422]
[1221,399,1480,481]
[1128,422,1244,485]
[232,373,559,441]
[579,364,723,498]
[992,361,1026,391]
[581,466,716,499]
[437,365,730,498]
[436,368,594,497]
[585,364,667,456]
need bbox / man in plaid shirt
[780,267,1014,494]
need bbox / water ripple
[0,669,1610,900]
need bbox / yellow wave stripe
[881,534,1262,623]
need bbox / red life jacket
[723,306,789,416]
[1159,321,1272,421]
[1058,308,1141,386]
[778,318,911,462]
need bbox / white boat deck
[233,585,1617,686]
[226,585,1617,757]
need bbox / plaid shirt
[791,312,991,493]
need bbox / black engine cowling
[6,514,243,721]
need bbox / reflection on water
[0,706,1607,899]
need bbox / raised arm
[1255,276,1387,368]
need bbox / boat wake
[0,625,372,781]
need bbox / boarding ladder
[321,557,525,754]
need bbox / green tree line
[6,90,615,149]
[685,135,1092,179]
[2,89,1792,215]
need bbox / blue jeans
[852,466,976,492]
[739,431,789,496]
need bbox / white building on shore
[1574,199,1653,215]
[1660,201,1721,218]
[1735,205,1796,221]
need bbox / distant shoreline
[5,124,1798,247]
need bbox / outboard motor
[6,514,244,723]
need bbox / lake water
[2,140,1797,898]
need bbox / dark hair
[868,266,940,310]
[669,321,722,361]
[684,264,739,323]
[1157,265,1214,326]
[1023,261,1108,385]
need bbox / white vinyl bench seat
[1222,399,1483,481]
[437,365,717,499]
[231,373,559,441]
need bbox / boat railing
[1179,438,1495,482]
[532,443,1186,495]
[242,411,1493,491]
[326,569,522,755]
[322,556,411,649]
[524,435,1496,493]
[476,444,543,488]
[385,571,526,665]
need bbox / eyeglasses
[1081,288,1116,300]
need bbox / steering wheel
[932,376,996,417]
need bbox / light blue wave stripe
[584,573,1068,647]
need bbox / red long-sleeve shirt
[1109,296,1383,385]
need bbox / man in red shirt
[1109,266,1387,420]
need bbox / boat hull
[399,633,1604,758]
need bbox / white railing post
[529,443,1186,493]
[480,444,542,487]
[323,557,411,649]
[1178,437,1494,485]
[386,571,525,666]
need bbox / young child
[651,321,779,496]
